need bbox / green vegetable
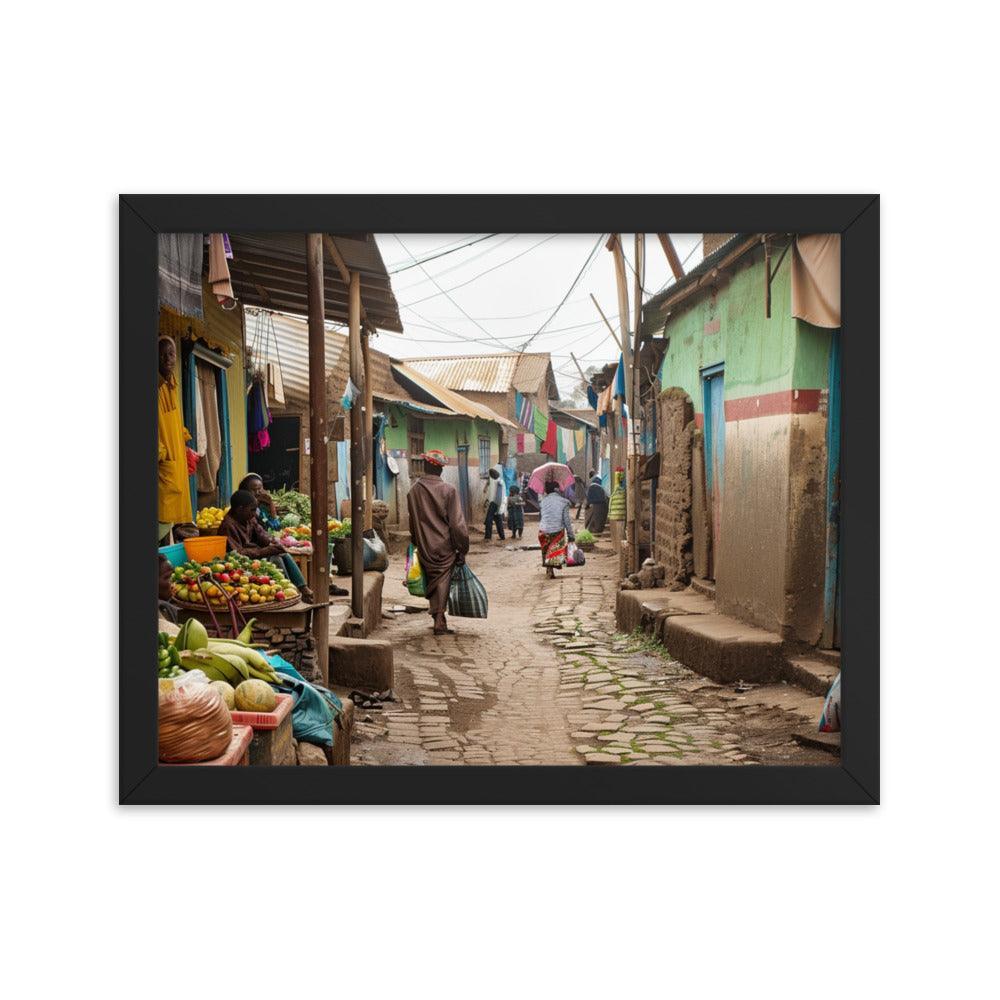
[575,529,595,544]
[330,518,352,539]
[272,488,312,522]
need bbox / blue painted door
[822,335,841,648]
[701,364,725,578]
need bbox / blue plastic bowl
[158,542,187,568]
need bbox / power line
[387,233,498,273]
[400,234,560,307]
[393,235,513,352]
[518,234,605,352]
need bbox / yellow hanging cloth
[158,374,193,524]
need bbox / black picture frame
[121,194,879,805]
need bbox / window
[478,436,491,477]
[408,418,425,478]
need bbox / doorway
[249,415,301,492]
[456,444,470,521]
[701,363,725,578]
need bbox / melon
[209,680,236,710]
[234,678,277,713]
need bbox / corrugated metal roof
[391,362,517,428]
[551,405,598,428]
[400,352,557,398]
[248,308,435,413]
[247,309,507,428]
[228,232,402,333]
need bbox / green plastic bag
[405,543,426,597]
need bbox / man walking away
[407,450,470,635]
[483,465,506,541]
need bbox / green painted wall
[383,405,499,468]
[657,245,833,407]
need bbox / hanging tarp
[791,234,841,328]
[158,234,204,318]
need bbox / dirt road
[353,537,834,767]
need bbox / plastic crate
[183,535,228,563]
[159,542,187,568]
[230,691,294,730]
[160,724,252,766]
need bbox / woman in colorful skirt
[538,480,575,579]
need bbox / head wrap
[421,450,448,467]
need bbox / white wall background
[3,3,995,998]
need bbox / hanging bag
[405,543,427,597]
[448,563,489,619]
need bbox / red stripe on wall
[724,389,823,422]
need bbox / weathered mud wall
[653,389,695,587]
[715,413,792,635]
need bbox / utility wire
[387,233,499,273]
[518,234,605,352]
[393,234,513,352]
[400,234,560,307]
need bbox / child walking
[506,484,525,540]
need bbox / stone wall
[653,389,695,588]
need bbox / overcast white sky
[370,233,704,399]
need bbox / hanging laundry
[574,428,586,452]
[560,427,576,461]
[247,376,271,454]
[207,233,235,308]
[518,393,534,430]
[533,407,549,444]
[158,234,204,318]
[542,419,558,458]
[341,377,360,411]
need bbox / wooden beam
[630,233,644,573]
[348,271,365,621]
[657,234,684,281]
[305,234,330,685]
[607,233,639,575]
[362,330,374,532]
[323,233,371,327]
[589,293,623,352]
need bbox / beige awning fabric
[791,234,841,328]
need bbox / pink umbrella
[528,461,575,495]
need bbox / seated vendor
[239,473,281,531]
[220,490,347,600]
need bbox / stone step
[784,655,839,696]
[329,636,394,692]
[689,576,716,600]
[662,613,784,685]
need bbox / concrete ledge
[663,613,784,684]
[329,636,395,691]
[784,655,839,696]
[616,587,716,635]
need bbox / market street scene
[156,232,842,768]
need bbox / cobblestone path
[353,541,832,767]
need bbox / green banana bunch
[179,649,243,685]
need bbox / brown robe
[407,475,470,615]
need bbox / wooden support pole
[348,271,365,621]
[305,233,330,685]
[589,293,623,352]
[362,329,374,532]
[657,233,684,280]
[632,232,645,569]
[607,234,638,574]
